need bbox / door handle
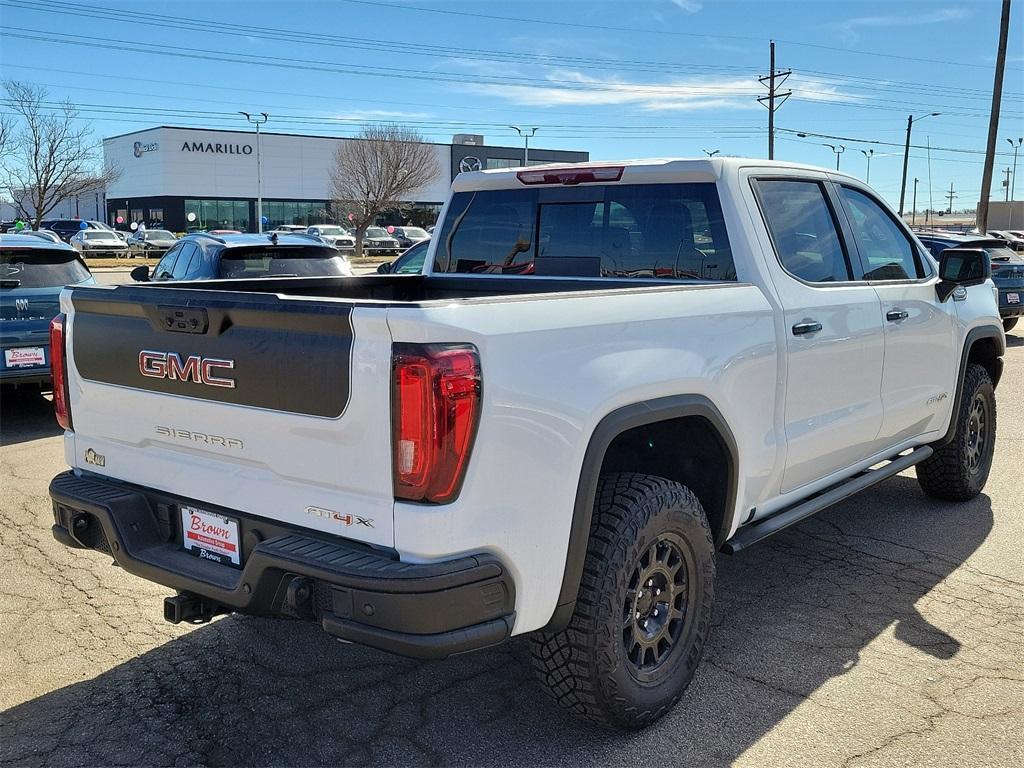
[886,309,909,322]
[792,321,822,336]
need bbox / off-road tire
[531,473,715,730]
[1003,318,1018,333]
[916,362,996,501]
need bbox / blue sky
[1,0,1022,211]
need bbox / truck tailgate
[63,285,395,547]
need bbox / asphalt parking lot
[1,339,1021,768]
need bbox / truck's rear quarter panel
[62,287,396,548]
[386,282,778,633]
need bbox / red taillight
[392,343,481,503]
[516,165,624,186]
[49,313,72,431]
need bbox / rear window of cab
[434,183,736,281]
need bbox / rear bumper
[998,286,1024,317]
[49,471,515,659]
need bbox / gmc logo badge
[139,350,236,389]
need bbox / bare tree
[329,124,439,257]
[1,81,120,229]
[0,113,13,157]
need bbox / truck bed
[75,273,727,306]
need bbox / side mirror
[130,265,150,282]
[376,262,391,274]
[936,248,989,302]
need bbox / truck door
[832,182,957,444]
[751,176,886,494]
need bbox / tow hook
[163,592,224,624]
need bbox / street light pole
[1009,137,1023,229]
[823,143,845,170]
[510,126,538,165]
[240,111,269,233]
[860,148,874,183]
[899,112,940,216]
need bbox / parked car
[987,230,1024,252]
[306,225,356,251]
[267,225,308,234]
[207,229,242,236]
[376,239,430,274]
[127,228,178,257]
[916,232,1024,331]
[361,226,401,255]
[389,226,431,249]
[48,158,1003,730]
[39,219,89,242]
[25,230,63,245]
[129,232,354,282]
[0,233,93,387]
[70,229,130,258]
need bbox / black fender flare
[542,394,739,633]
[934,324,1005,448]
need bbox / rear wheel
[917,363,996,501]
[1003,318,1018,333]
[531,473,715,730]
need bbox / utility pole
[898,112,940,216]
[758,40,791,160]
[860,148,873,183]
[510,126,538,165]
[977,0,1011,233]
[1004,167,1013,201]
[912,177,919,225]
[240,111,269,233]
[702,149,720,158]
[946,182,956,214]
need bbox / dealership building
[102,126,588,232]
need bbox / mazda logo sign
[459,156,482,173]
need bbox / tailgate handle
[157,305,209,334]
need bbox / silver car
[306,225,356,251]
[70,229,130,257]
[127,229,178,258]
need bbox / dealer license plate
[180,506,242,568]
[4,347,45,368]
[1007,292,1020,304]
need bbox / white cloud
[463,69,860,112]
[834,8,971,43]
[670,0,703,13]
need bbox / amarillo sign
[180,141,253,155]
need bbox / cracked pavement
[1,337,1022,767]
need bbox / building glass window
[148,208,163,224]
[486,158,520,170]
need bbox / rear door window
[152,244,182,280]
[0,248,91,288]
[753,179,852,283]
[170,243,199,279]
[435,183,735,280]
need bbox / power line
[337,0,1024,72]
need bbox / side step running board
[722,446,934,554]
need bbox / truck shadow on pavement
[0,477,1003,767]
[0,387,61,447]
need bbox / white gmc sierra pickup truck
[48,159,1004,729]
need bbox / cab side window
[754,179,851,283]
[839,186,924,280]
[152,244,182,279]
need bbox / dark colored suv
[130,232,354,282]
[916,232,1024,332]
[1,234,94,386]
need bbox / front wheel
[1003,317,1018,333]
[916,363,996,501]
[531,473,715,730]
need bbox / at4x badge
[304,506,374,528]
